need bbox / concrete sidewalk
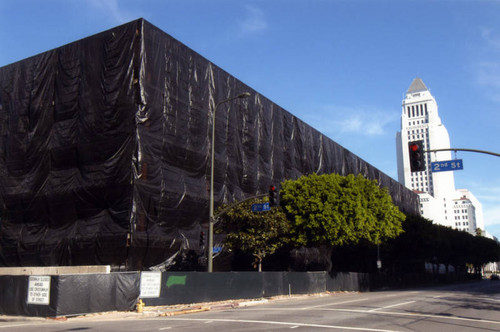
[0,298,271,323]
[0,292,346,324]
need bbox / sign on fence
[140,271,162,298]
[27,276,51,305]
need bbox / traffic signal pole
[213,193,269,221]
[408,142,500,173]
[424,148,500,158]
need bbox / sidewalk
[0,292,348,323]
[0,298,270,323]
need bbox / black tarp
[54,272,140,316]
[142,271,335,306]
[0,273,139,317]
[0,18,419,270]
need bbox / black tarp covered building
[0,19,419,270]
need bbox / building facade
[0,19,420,269]
[396,78,485,234]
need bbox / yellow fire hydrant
[136,299,144,313]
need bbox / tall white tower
[396,78,455,198]
[396,78,486,234]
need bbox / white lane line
[383,293,416,297]
[368,301,416,312]
[315,308,500,325]
[165,318,402,331]
[296,292,420,310]
[302,298,371,309]
[242,306,500,326]
[0,324,41,330]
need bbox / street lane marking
[243,304,500,326]
[302,298,371,309]
[165,318,402,331]
[0,324,43,330]
[315,308,500,325]
[368,301,416,312]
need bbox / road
[1,280,499,331]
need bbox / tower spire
[407,77,428,94]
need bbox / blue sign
[213,246,222,254]
[431,159,464,173]
[251,202,271,212]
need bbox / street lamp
[208,92,251,272]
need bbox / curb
[159,306,210,317]
[150,298,270,317]
[236,299,269,307]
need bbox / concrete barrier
[0,266,111,275]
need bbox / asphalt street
[1,280,499,331]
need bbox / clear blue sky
[1,0,500,239]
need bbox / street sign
[251,202,270,212]
[431,159,464,173]
[213,246,222,254]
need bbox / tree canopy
[280,173,405,247]
[215,198,290,271]
[383,214,500,274]
[214,173,499,275]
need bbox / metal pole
[424,148,500,158]
[377,243,381,273]
[208,92,250,272]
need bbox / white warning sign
[27,276,51,305]
[140,271,162,298]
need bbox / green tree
[385,215,500,276]
[216,198,290,271]
[385,215,436,273]
[280,173,405,248]
[469,235,500,273]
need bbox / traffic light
[408,140,426,172]
[199,231,205,247]
[269,185,278,206]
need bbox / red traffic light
[269,185,278,206]
[408,140,426,172]
[410,144,419,152]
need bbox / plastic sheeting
[142,271,333,306]
[0,19,419,270]
[0,273,139,317]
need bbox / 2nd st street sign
[251,202,270,212]
[431,159,464,173]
